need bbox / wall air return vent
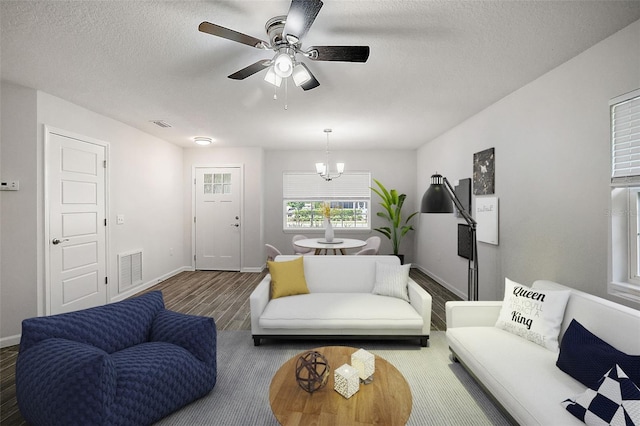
[118,250,143,292]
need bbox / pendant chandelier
[315,129,344,181]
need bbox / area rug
[156,331,510,425]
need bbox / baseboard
[0,334,21,348]
[241,267,264,273]
[413,264,466,300]
[111,266,191,302]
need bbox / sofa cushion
[109,342,216,425]
[495,278,570,352]
[372,262,411,302]
[268,257,309,299]
[447,326,585,425]
[562,364,640,426]
[276,255,400,293]
[259,293,423,330]
[557,319,640,388]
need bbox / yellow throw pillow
[268,256,309,299]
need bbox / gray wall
[264,149,418,263]
[1,82,38,344]
[414,20,640,306]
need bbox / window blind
[283,172,371,199]
[611,91,640,184]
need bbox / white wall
[182,146,265,271]
[0,82,38,344]
[264,149,418,262]
[415,20,640,305]
[0,83,186,345]
[37,92,186,301]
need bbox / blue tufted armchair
[16,291,216,426]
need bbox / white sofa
[446,280,640,426]
[250,255,432,346]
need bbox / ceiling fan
[198,0,370,91]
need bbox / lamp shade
[421,174,454,213]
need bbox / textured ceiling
[2,1,640,150]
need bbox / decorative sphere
[295,351,330,393]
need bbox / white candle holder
[351,348,375,383]
[334,363,359,399]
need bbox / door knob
[52,238,69,245]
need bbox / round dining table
[293,238,366,255]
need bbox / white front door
[47,128,108,314]
[194,167,241,270]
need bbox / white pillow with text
[495,278,570,352]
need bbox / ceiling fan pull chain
[284,77,289,110]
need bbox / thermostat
[0,181,19,191]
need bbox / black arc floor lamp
[421,173,479,301]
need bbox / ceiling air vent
[150,120,172,128]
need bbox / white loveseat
[250,255,432,346]
[446,280,640,426]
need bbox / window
[628,188,640,284]
[609,89,640,303]
[283,172,371,230]
[203,172,231,194]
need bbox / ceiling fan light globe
[274,53,293,78]
[292,64,311,86]
[264,67,282,87]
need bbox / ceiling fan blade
[299,63,320,91]
[199,21,268,49]
[282,0,323,43]
[228,60,271,80]
[307,46,370,62]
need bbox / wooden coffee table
[269,346,412,425]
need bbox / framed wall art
[457,224,473,260]
[473,148,495,195]
[476,196,499,245]
[454,178,471,218]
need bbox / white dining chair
[292,235,315,255]
[265,244,282,262]
[354,247,377,256]
[354,236,381,255]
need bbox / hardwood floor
[0,268,459,425]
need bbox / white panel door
[48,130,107,314]
[195,167,241,270]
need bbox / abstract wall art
[473,148,495,195]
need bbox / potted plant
[371,179,418,263]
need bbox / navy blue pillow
[556,319,640,389]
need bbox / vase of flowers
[322,203,334,242]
